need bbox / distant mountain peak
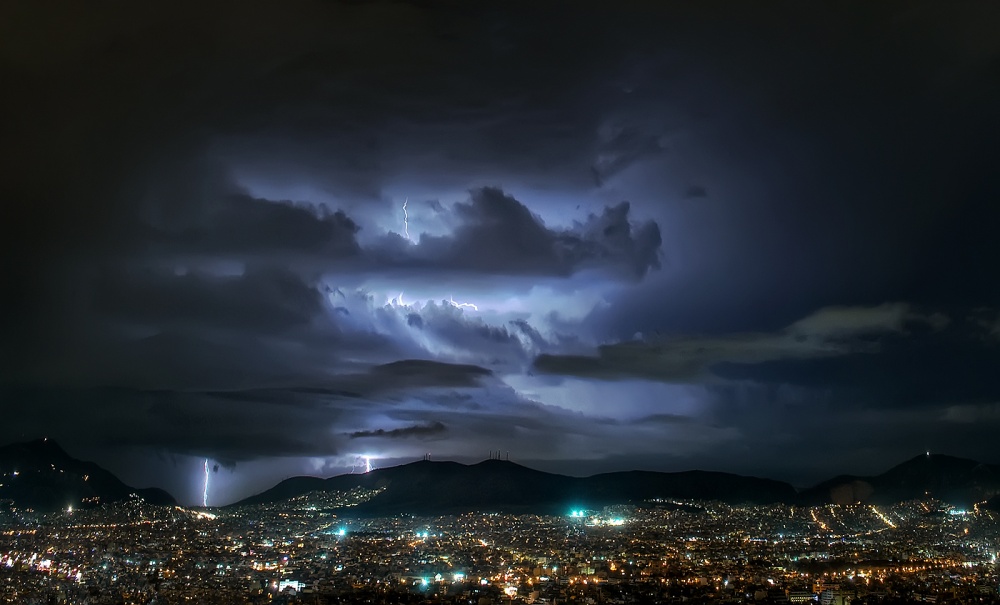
[11,437,67,453]
[799,452,1000,507]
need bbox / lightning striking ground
[351,455,377,473]
[202,459,210,507]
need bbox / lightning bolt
[402,197,410,241]
[448,296,479,311]
[391,201,481,312]
[353,455,376,473]
[202,459,210,507]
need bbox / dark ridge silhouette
[584,470,796,504]
[237,453,1000,513]
[3,439,996,513]
[0,439,176,512]
[234,458,796,514]
[983,494,1000,512]
[797,453,1000,507]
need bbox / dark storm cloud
[0,386,343,465]
[534,304,945,383]
[136,170,662,281]
[96,265,325,333]
[348,422,447,440]
[509,319,551,352]
[683,186,708,200]
[404,303,534,368]
[631,413,695,426]
[159,194,362,258]
[7,256,526,390]
[394,188,662,279]
[368,360,492,388]
[667,381,1000,486]
[712,330,1000,410]
[591,121,668,187]
[0,359,490,463]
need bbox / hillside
[234,458,796,514]
[0,439,176,512]
[797,453,1000,507]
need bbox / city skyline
[3,1,1000,506]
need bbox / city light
[0,495,992,602]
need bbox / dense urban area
[1,487,999,605]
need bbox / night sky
[3,1,1000,506]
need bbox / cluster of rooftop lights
[416,573,466,587]
[568,510,626,526]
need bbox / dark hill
[233,458,796,514]
[0,439,176,512]
[584,470,797,504]
[798,453,1000,507]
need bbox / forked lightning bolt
[402,197,410,241]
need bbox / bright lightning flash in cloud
[448,296,478,311]
[387,202,480,311]
[353,455,377,473]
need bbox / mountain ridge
[232,451,1000,513]
[798,452,1000,507]
[3,439,999,513]
[0,439,176,512]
